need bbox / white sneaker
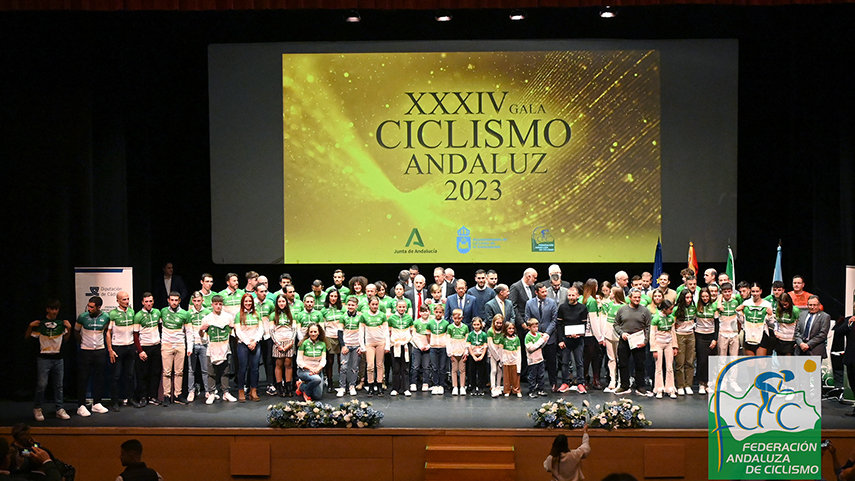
[349,387,357,396]
[604,384,616,393]
[206,393,216,405]
[223,392,238,402]
[77,405,92,417]
[390,390,398,396]
[492,388,501,398]
[504,393,510,397]
[56,409,70,420]
[404,390,412,396]
[336,388,345,398]
[669,390,677,399]
[33,408,44,422]
[685,387,694,395]
[421,383,429,392]
[677,388,685,396]
[92,403,108,414]
[409,383,417,392]
[187,391,195,403]
[452,387,459,396]
[698,385,707,395]
[516,392,522,398]
[460,387,466,396]
[655,391,663,399]
[568,385,578,391]
[438,386,444,395]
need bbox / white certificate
[627,330,646,348]
[564,324,586,336]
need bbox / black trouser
[583,338,601,381]
[390,355,408,393]
[543,343,558,388]
[78,348,105,407]
[260,338,274,387]
[618,339,646,390]
[134,345,161,400]
[846,363,855,398]
[466,357,488,391]
[111,345,135,404]
[695,332,716,384]
[229,335,240,388]
[207,355,231,394]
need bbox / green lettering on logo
[405,228,425,247]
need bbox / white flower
[595,404,601,409]
[296,412,306,419]
[344,414,352,421]
[361,403,368,409]
[313,408,320,413]
[638,414,645,420]
[357,421,365,428]
[631,406,639,412]
[539,408,546,413]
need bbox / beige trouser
[652,339,675,393]
[365,342,385,383]
[675,333,695,389]
[451,355,466,387]
[161,343,185,397]
[604,323,619,386]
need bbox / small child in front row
[466,317,488,396]
[487,314,505,398]
[501,322,522,397]
[427,303,450,395]
[409,304,432,393]
[525,318,550,398]
[446,309,470,396]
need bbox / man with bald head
[107,291,135,412]
[509,268,538,331]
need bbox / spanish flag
[688,242,698,274]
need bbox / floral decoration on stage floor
[528,399,589,429]
[529,399,651,430]
[267,399,384,428]
[589,399,652,430]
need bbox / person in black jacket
[117,440,162,481]
[0,437,60,481]
[833,315,855,417]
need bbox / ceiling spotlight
[599,6,617,18]
[435,10,453,22]
[509,9,526,21]
[344,10,361,23]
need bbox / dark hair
[749,282,762,290]
[792,274,804,281]
[549,434,570,472]
[348,276,367,294]
[211,295,224,304]
[375,280,388,293]
[660,299,673,311]
[168,291,181,299]
[582,279,598,305]
[11,423,30,442]
[736,281,750,290]
[312,279,323,288]
[298,322,326,347]
[685,275,697,282]
[697,287,713,311]
[273,294,294,324]
[89,296,103,308]
[534,281,547,291]
[611,286,625,305]
[226,272,238,283]
[475,269,486,276]
[279,273,292,282]
[675,290,695,323]
[410,265,419,271]
[720,282,733,291]
[771,280,785,290]
[245,271,259,280]
[631,275,641,282]
[141,292,153,300]
[45,298,61,310]
[324,290,343,310]
[201,273,213,281]
[487,269,497,276]
[776,292,794,319]
[502,321,516,336]
[120,439,143,455]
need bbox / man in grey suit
[509,268,538,332]
[404,275,428,320]
[525,283,559,391]
[546,273,569,307]
[483,284,515,327]
[795,295,831,358]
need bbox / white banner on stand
[74,267,134,315]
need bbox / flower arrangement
[528,399,589,429]
[267,399,384,428]
[588,398,651,430]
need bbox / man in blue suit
[445,279,477,328]
[483,284,515,328]
[525,282,559,391]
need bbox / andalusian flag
[726,245,735,283]
[773,242,783,283]
[688,242,698,274]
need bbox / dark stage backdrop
[1,6,853,399]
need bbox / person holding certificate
[613,289,653,396]
[557,286,589,394]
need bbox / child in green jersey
[487,314,506,398]
[446,309,470,396]
[501,322,522,397]
[466,317,488,396]
[428,303,449,395]
[409,305,432,393]
[270,294,296,398]
[650,300,678,399]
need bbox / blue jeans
[237,342,261,389]
[187,343,210,394]
[297,368,323,400]
[340,346,360,389]
[528,362,546,393]
[560,338,585,385]
[410,346,430,385]
[35,358,64,410]
[429,348,447,387]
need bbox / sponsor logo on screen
[531,226,555,252]
[709,356,821,479]
[405,228,425,247]
[456,226,472,253]
[394,228,437,254]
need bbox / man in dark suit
[443,268,457,299]
[153,262,188,308]
[795,295,831,358]
[508,268,538,332]
[525,282,559,391]
[444,279,477,327]
[546,273,569,307]
[833,315,855,416]
[547,264,571,289]
[404,275,428,320]
[484,284,515,328]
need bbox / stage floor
[3,388,853,430]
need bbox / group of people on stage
[28,263,837,421]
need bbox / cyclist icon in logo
[754,370,795,417]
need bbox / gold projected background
[282,51,661,263]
